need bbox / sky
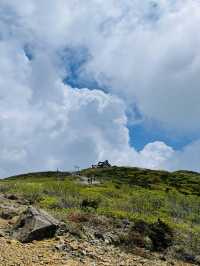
[0,0,200,177]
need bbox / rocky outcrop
[11,206,60,243]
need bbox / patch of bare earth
[0,217,193,266]
[0,194,195,266]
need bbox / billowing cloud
[83,0,200,133]
[0,0,200,177]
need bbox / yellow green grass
[1,167,200,254]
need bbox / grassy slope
[4,171,71,180]
[81,166,200,195]
[1,166,200,254]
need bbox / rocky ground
[0,194,196,266]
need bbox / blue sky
[129,124,195,151]
[0,0,200,176]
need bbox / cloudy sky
[0,0,200,177]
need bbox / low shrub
[67,211,91,223]
[149,219,174,251]
[81,199,99,210]
[39,196,60,209]
[130,219,174,251]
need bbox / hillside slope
[0,192,195,266]
[81,166,200,195]
[1,166,200,265]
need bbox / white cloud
[138,142,174,170]
[167,140,200,172]
[0,0,199,176]
[84,1,200,133]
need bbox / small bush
[23,190,43,204]
[149,219,174,251]
[121,231,146,248]
[59,195,80,209]
[39,196,60,209]
[130,219,173,251]
[67,211,91,223]
[81,199,99,210]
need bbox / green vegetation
[1,166,200,257]
[82,167,200,195]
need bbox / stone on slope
[11,206,60,242]
[0,205,19,220]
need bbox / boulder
[11,206,60,242]
[4,194,19,200]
